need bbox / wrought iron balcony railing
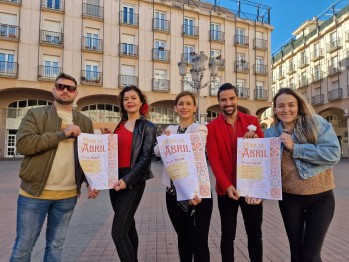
[119,43,139,57]
[253,38,267,50]
[82,3,103,19]
[39,30,63,46]
[82,36,103,52]
[0,61,18,77]
[153,18,170,33]
[182,24,199,37]
[152,79,170,92]
[254,89,268,100]
[152,48,170,62]
[120,11,138,26]
[38,65,62,80]
[81,70,103,85]
[209,30,225,42]
[234,35,249,46]
[234,61,249,73]
[0,24,20,41]
[328,88,342,101]
[311,94,324,106]
[118,74,138,87]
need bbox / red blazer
[206,112,264,195]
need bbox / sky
[219,0,343,53]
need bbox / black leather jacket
[121,118,157,187]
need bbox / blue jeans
[10,195,77,262]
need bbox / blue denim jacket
[264,114,341,179]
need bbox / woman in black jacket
[101,85,156,262]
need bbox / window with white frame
[211,76,220,96]
[85,28,100,49]
[0,13,17,37]
[123,5,135,24]
[154,69,166,91]
[184,45,195,63]
[43,20,61,44]
[256,81,264,99]
[155,40,166,60]
[85,61,99,80]
[184,17,195,35]
[0,50,15,73]
[121,34,135,55]
[235,28,245,44]
[236,79,246,97]
[43,55,60,78]
[120,65,136,86]
[210,23,221,40]
[155,11,166,30]
[211,49,221,58]
[45,0,62,10]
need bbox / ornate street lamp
[177,51,219,123]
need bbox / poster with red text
[237,137,282,200]
[78,133,118,190]
[157,133,211,201]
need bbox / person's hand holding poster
[78,133,118,190]
[157,133,211,201]
[237,137,282,200]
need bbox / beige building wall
[0,0,273,158]
[271,3,349,158]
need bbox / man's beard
[223,106,236,116]
[55,97,74,105]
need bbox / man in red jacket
[206,83,264,262]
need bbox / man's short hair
[217,83,238,100]
[55,72,77,87]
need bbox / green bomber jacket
[16,105,94,197]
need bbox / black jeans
[218,195,263,262]
[109,168,146,262]
[166,192,213,262]
[279,190,335,262]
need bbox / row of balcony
[0,60,267,81]
[276,64,342,85]
[0,63,269,98]
[310,88,344,106]
[0,26,267,50]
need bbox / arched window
[81,104,120,122]
[206,111,219,122]
[150,107,177,124]
[325,114,339,128]
[7,99,52,119]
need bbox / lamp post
[178,51,219,123]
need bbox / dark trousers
[166,192,213,262]
[109,169,145,262]
[279,190,335,262]
[217,195,263,262]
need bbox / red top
[114,125,133,168]
[206,112,264,195]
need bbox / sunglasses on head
[55,83,77,93]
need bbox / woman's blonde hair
[273,87,318,144]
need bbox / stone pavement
[0,159,349,262]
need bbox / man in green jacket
[10,72,99,261]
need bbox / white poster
[157,133,211,201]
[237,137,282,200]
[78,133,118,190]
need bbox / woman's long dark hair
[273,87,318,144]
[119,85,148,122]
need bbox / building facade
[0,0,273,159]
[271,0,349,158]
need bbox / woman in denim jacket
[264,87,341,262]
